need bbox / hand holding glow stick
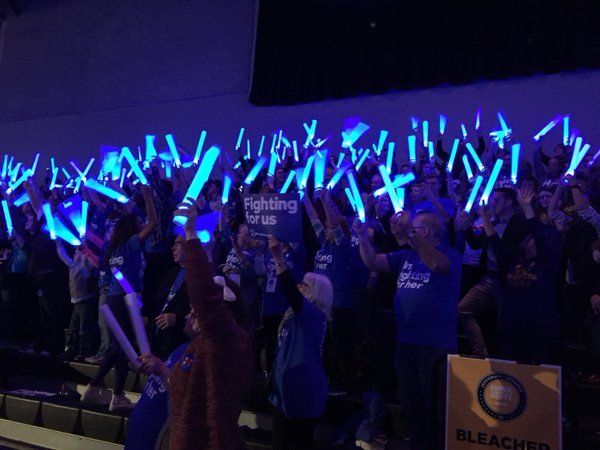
[446,139,460,173]
[464,175,484,213]
[479,159,504,206]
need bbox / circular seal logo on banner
[477,372,527,421]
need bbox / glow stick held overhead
[479,159,504,206]
[2,201,13,237]
[342,122,370,149]
[292,140,299,162]
[194,130,207,165]
[410,116,418,131]
[326,162,351,190]
[221,174,232,204]
[533,117,560,141]
[475,109,481,131]
[267,150,278,177]
[13,193,30,207]
[84,179,128,204]
[303,119,317,147]
[462,155,474,181]
[396,187,405,211]
[511,143,520,184]
[408,135,417,163]
[1,155,8,179]
[299,155,315,189]
[258,135,266,157]
[355,149,370,171]
[566,139,590,176]
[243,156,267,185]
[145,135,158,163]
[373,172,415,197]
[121,147,148,185]
[464,175,484,213]
[54,216,81,246]
[439,114,447,135]
[235,128,245,150]
[79,201,89,238]
[427,141,435,162]
[385,142,395,174]
[461,124,468,140]
[376,130,389,156]
[422,120,429,147]
[378,165,403,213]
[497,111,510,136]
[563,115,570,146]
[280,170,296,194]
[313,150,327,189]
[7,169,31,195]
[465,143,485,172]
[446,138,460,173]
[346,172,366,222]
[165,134,182,168]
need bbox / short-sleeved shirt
[386,246,461,350]
[125,343,189,450]
[107,235,145,296]
[269,299,328,418]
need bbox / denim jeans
[395,343,449,450]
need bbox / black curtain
[250,0,600,106]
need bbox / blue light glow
[300,156,315,189]
[13,192,30,207]
[386,142,395,174]
[408,135,417,163]
[342,122,370,149]
[533,117,560,141]
[378,165,403,213]
[2,201,13,236]
[422,121,429,147]
[461,124,468,140]
[121,147,148,185]
[194,130,207,165]
[479,159,504,206]
[475,109,481,131]
[347,172,366,222]
[313,150,327,189]
[222,174,232,204]
[446,139,460,173]
[464,175,484,213]
[84,179,129,204]
[511,143,520,184]
[244,156,267,185]
[373,172,415,197]
[111,267,135,295]
[165,134,182,168]
[439,115,447,135]
[236,128,245,150]
[462,155,474,181]
[280,170,296,194]
[563,116,570,146]
[355,149,370,171]
[42,203,57,240]
[466,143,485,172]
[376,130,389,155]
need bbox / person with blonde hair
[267,236,332,450]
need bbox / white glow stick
[145,135,158,163]
[125,293,150,355]
[422,120,429,147]
[235,128,245,150]
[378,165,402,213]
[427,141,435,162]
[100,304,141,368]
[563,116,570,146]
[49,168,59,190]
[446,139,460,173]
[244,156,267,186]
[303,119,317,148]
[408,135,417,163]
[313,150,327,189]
[466,143,485,172]
[376,130,389,156]
[566,139,590,176]
[79,201,88,238]
[475,109,481,131]
[355,149,370,171]
[165,134,182,168]
[497,112,510,135]
[511,143,520,184]
[461,124,468,140]
[373,172,416,197]
[396,187,405,211]
[462,155,474,181]
[385,142,395,174]
[292,140,299,162]
[31,153,40,175]
[342,122,370,149]
[7,169,31,195]
[464,175,484,213]
[280,170,296,194]
[479,159,503,206]
[533,117,560,141]
[258,135,266,157]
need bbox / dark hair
[494,187,518,207]
[104,213,139,265]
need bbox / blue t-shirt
[269,299,328,418]
[412,198,456,219]
[107,235,145,296]
[125,343,189,450]
[386,246,461,350]
[313,235,352,308]
[262,248,305,317]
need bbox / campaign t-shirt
[107,235,145,296]
[269,299,328,418]
[313,235,352,308]
[348,226,372,291]
[125,342,189,450]
[262,248,304,317]
[386,246,461,350]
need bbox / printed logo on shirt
[314,251,333,271]
[396,260,431,290]
[109,256,125,267]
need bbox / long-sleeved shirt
[168,239,253,450]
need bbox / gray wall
[0,1,598,169]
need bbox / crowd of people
[0,128,599,450]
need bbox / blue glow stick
[277,130,283,150]
[7,170,31,195]
[79,201,89,238]
[244,156,267,185]
[270,133,277,154]
[246,140,251,160]
[292,140,299,162]
[342,122,370,149]
[566,140,590,176]
[236,128,245,150]
[280,170,296,194]
[396,188,405,211]
[422,121,429,147]
[2,201,13,236]
[336,153,346,168]
[53,216,81,246]
[233,161,242,170]
[70,161,87,182]
[386,142,395,174]
[31,153,40,175]
[466,143,485,172]
[121,147,148,184]
[479,159,504,206]
[300,155,315,189]
[84,179,128,204]
[1,155,7,179]
[410,116,418,131]
[408,135,417,163]
[497,112,510,136]
[511,143,520,184]
[111,267,135,295]
[303,120,317,147]
[258,135,266,157]
[427,141,435,162]
[439,115,447,135]
[145,135,158,162]
[313,150,327,189]
[475,109,481,131]
[49,168,59,190]
[355,149,370,171]
[281,136,291,148]
[326,162,351,190]
[119,168,127,189]
[42,203,56,240]
[165,134,182,168]
[345,188,357,212]
[446,139,460,173]
[347,172,366,222]
[194,130,207,165]
[13,192,30,207]
[577,144,591,167]
[533,117,560,141]
[572,137,583,163]
[462,155,474,181]
[378,165,403,213]
[10,162,22,183]
[373,172,416,197]
[376,130,389,155]
[464,175,484,213]
[267,150,278,177]
[221,174,232,204]
[461,124,468,140]
[563,116,570,146]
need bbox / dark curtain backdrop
[250,0,600,106]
